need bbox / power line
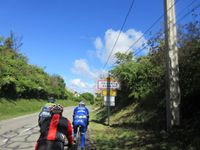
[112,2,200,82]
[135,2,200,57]
[134,44,149,57]
[176,0,198,17]
[103,0,136,69]
[130,0,180,56]
[104,0,199,68]
[177,3,200,23]
[107,0,180,64]
[133,0,199,57]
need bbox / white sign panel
[104,96,115,106]
[98,80,120,90]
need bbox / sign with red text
[97,80,120,90]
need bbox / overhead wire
[103,0,136,69]
[133,0,199,57]
[176,2,200,23]
[106,0,181,65]
[103,0,199,70]
[112,1,200,79]
[130,0,180,56]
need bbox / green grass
[90,105,139,150]
[89,104,200,150]
[0,98,77,120]
[90,122,137,150]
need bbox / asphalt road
[0,106,75,150]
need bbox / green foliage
[0,34,71,99]
[177,19,200,122]
[94,94,104,107]
[80,92,94,104]
[115,51,133,64]
[111,55,163,106]
[92,17,200,149]
[110,17,200,130]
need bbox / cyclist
[38,97,56,126]
[35,104,74,150]
[73,101,89,149]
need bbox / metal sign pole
[106,75,111,126]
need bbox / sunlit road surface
[0,106,75,150]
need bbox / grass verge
[0,98,77,121]
[89,104,200,150]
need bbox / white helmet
[79,101,85,107]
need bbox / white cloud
[95,28,148,65]
[70,79,86,88]
[94,37,103,50]
[71,59,97,79]
[68,28,148,93]
[69,78,95,93]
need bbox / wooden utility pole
[164,0,181,130]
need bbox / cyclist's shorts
[73,119,87,128]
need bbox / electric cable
[133,2,200,57]
[103,0,136,69]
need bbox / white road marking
[20,124,39,135]
[3,139,8,143]
[20,128,31,135]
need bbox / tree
[80,92,94,104]
[0,34,70,99]
[115,51,133,64]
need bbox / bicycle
[74,125,86,150]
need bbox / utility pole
[164,0,181,130]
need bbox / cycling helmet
[79,101,85,107]
[50,104,63,114]
[48,97,56,103]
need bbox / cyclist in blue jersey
[72,101,89,149]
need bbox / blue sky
[0,0,199,93]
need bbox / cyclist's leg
[80,125,87,149]
[73,122,78,138]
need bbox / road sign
[102,90,117,96]
[104,96,115,106]
[97,80,120,90]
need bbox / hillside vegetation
[0,33,95,120]
[0,34,71,99]
[91,17,200,149]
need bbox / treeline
[74,92,95,105]
[0,34,71,99]
[109,17,200,129]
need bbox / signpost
[97,75,120,126]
